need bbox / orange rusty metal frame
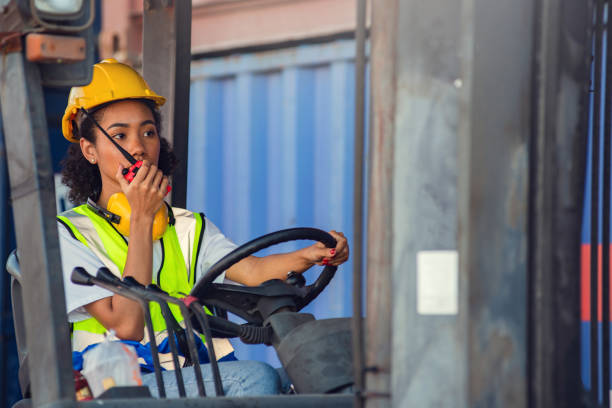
[25,33,86,63]
[0,32,22,54]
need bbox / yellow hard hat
[61,58,166,142]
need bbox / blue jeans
[141,360,281,397]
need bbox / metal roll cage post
[352,0,368,406]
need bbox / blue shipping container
[187,39,367,366]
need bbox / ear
[80,137,96,164]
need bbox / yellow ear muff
[106,192,169,241]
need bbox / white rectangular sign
[417,250,459,315]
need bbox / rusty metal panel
[365,1,396,407]
[461,0,534,405]
[371,0,576,406]
[373,0,589,407]
[384,0,466,406]
[530,0,589,407]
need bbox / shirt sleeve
[58,222,113,323]
[195,217,238,284]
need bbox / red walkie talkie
[81,108,171,195]
[122,161,142,183]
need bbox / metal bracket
[0,32,22,54]
[358,366,391,399]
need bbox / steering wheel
[190,228,337,324]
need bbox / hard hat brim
[62,95,165,143]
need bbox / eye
[144,129,157,138]
[112,133,125,140]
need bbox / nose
[127,135,145,160]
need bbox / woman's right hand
[95,160,168,340]
[115,160,169,225]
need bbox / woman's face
[80,99,161,198]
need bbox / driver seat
[5,249,234,405]
[6,250,32,408]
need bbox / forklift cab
[7,227,356,406]
[0,1,367,406]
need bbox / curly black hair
[60,99,178,205]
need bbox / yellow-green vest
[57,205,234,368]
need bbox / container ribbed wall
[187,39,367,365]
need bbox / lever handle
[71,267,94,286]
[96,267,121,285]
[147,284,166,294]
[123,276,145,289]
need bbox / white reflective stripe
[72,330,107,352]
[210,338,235,359]
[172,208,198,279]
[71,329,170,354]
[72,328,173,353]
[59,211,122,277]
[177,320,235,359]
[73,328,234,361]
[136,354,184,370]
[159,354,186,370]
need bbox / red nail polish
[330,249,336,256]
[322,259,329,266]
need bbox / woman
[56,59,349,397]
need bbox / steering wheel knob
[286,271,306,288]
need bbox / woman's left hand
[303,230,350,267]
[228,230,350,286]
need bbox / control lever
[71,267,94,286]
[70,267,166,397]
[122,278,207,397]
[96,266,121,286]
[147,284,224,397]
[95,270,196,398]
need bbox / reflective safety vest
[57,205,234,369]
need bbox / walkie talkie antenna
[79,107,137,165]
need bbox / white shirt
[59,217,237,323]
